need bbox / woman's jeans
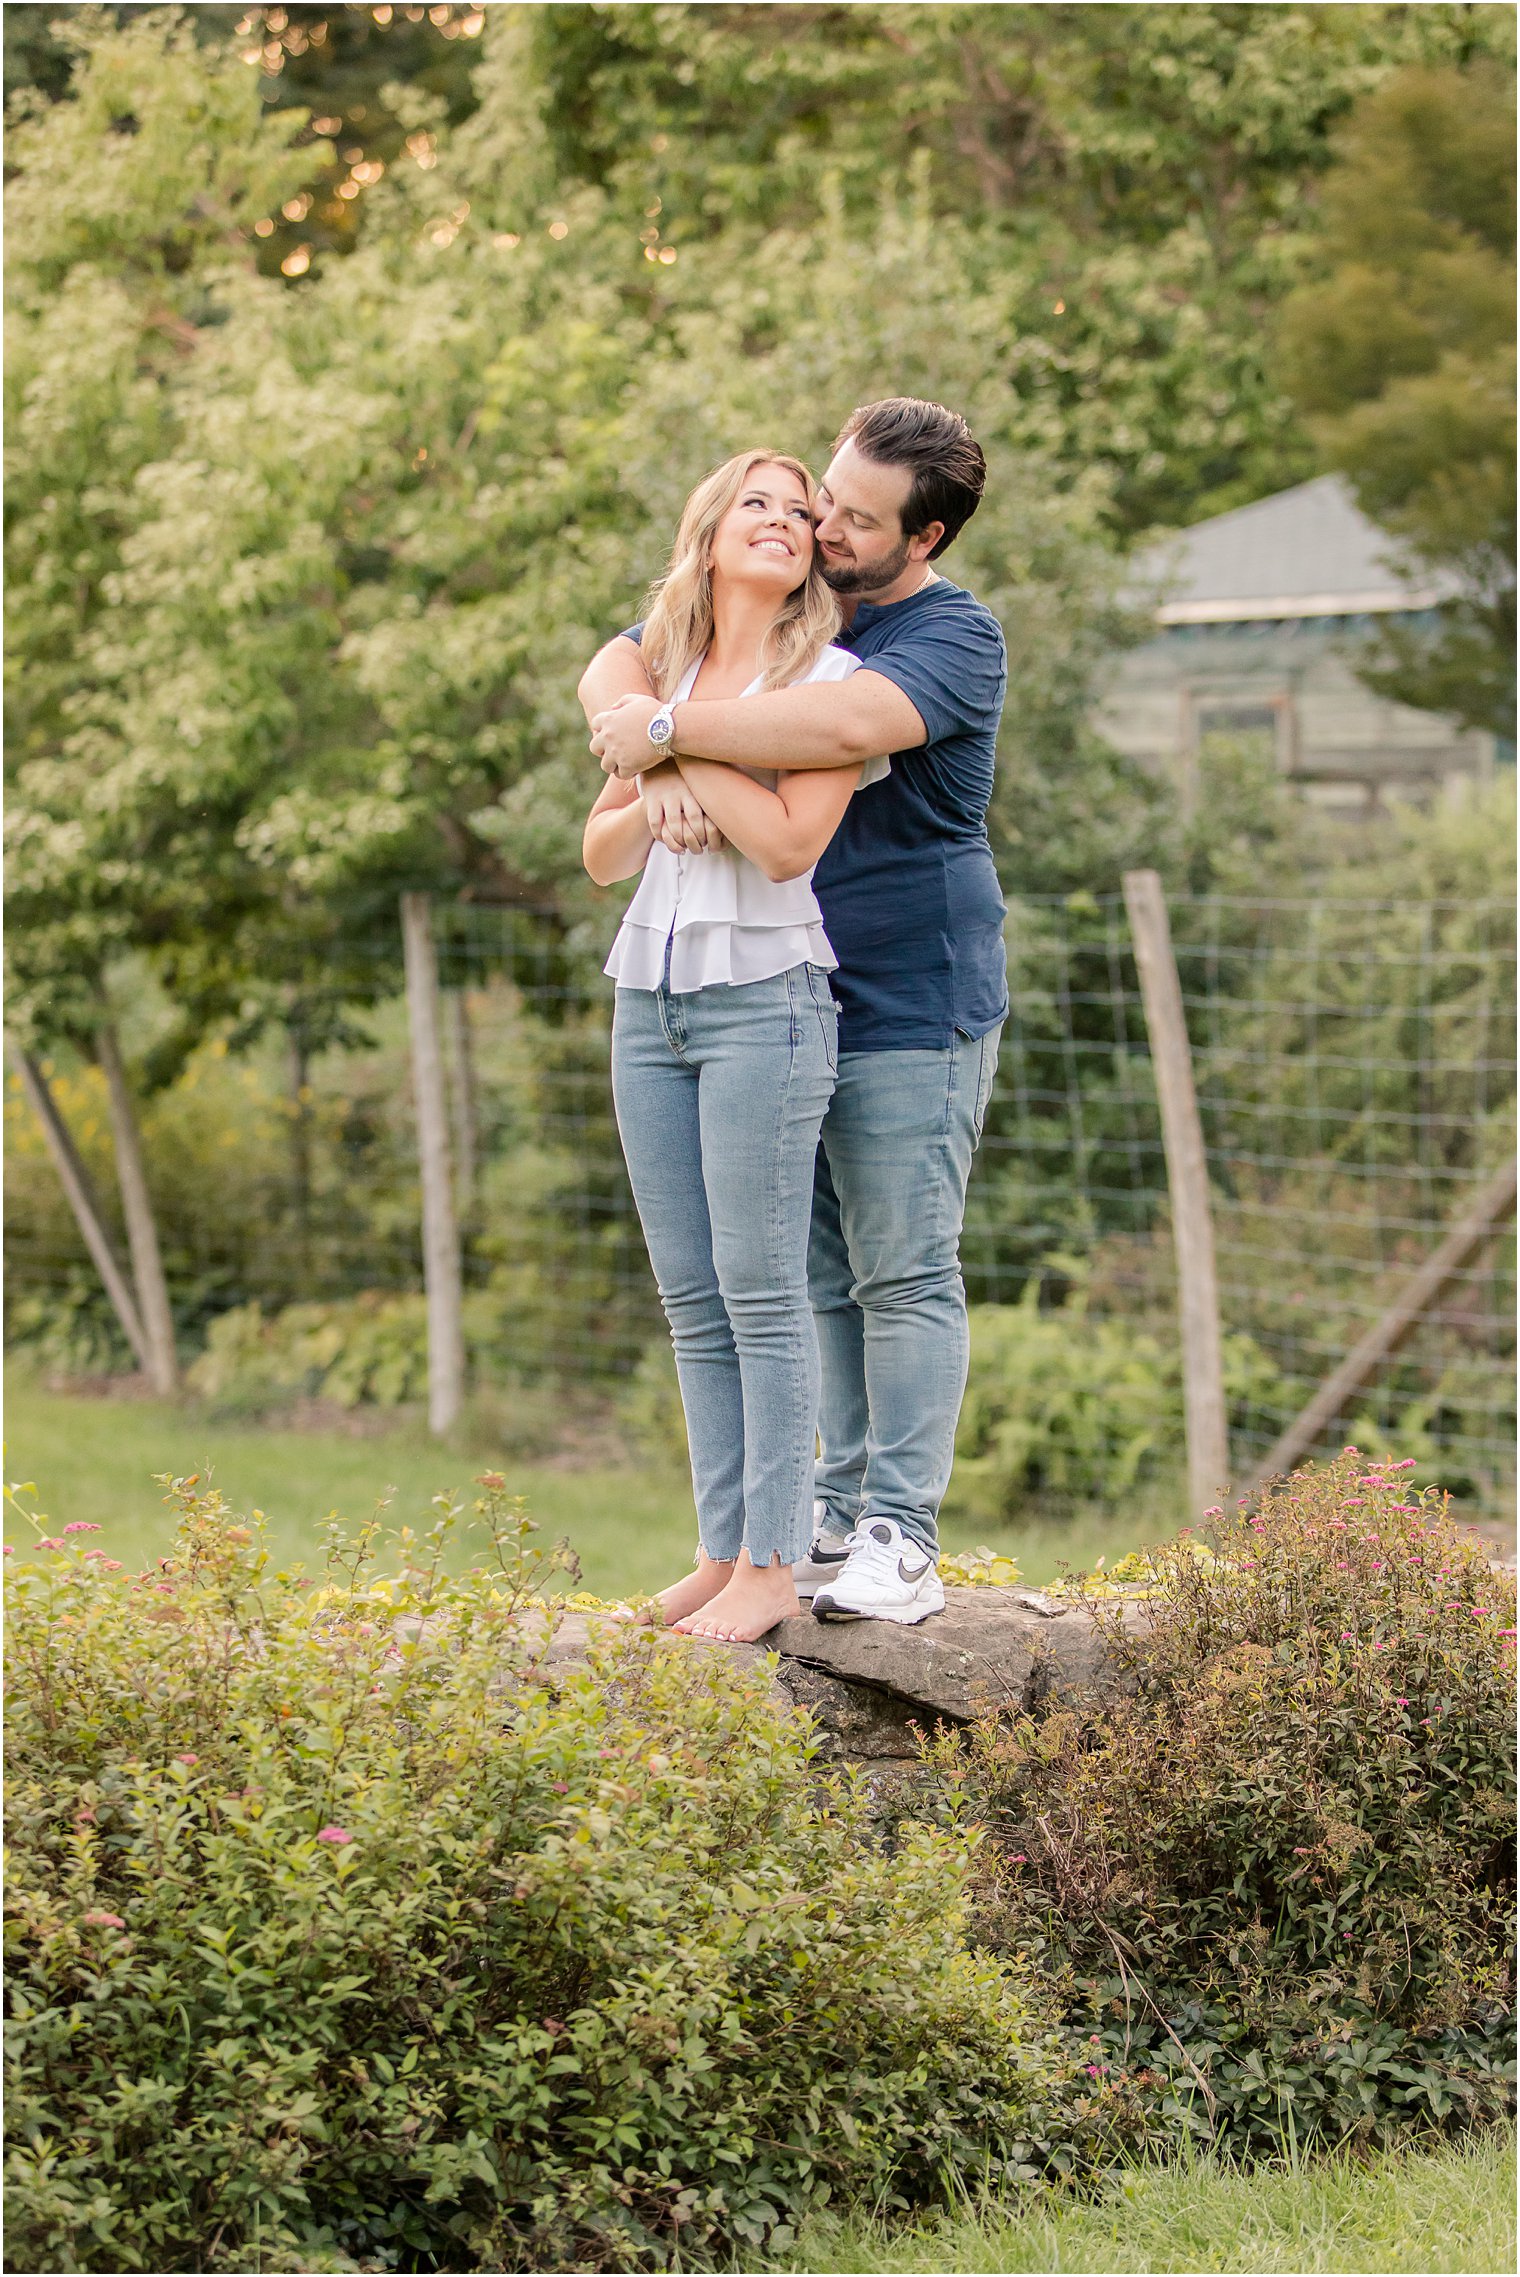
[611,959,838,1568]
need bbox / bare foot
[675,1554,800,1642]
[610,1553,735,1628]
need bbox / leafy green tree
[1276,61,1515,737]
[4,8,321,1047]
[502,1,1516,534]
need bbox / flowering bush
[924,1452,1517,2154]
[5,1475,1070,2273]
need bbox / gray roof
[1132,474,1447,623]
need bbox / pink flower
[1203,1507,1222,1518]
[1471,1607,1489,1617]
[38,1537,63,1551]
[63,1522,101,1535]
[1392,1458,1417,1470]
[317,1825,352,1845]
[1343,1446,1360,1456]
[82,1910,125,1929]
[1011,1853,1029,1864]
[175,1753,199,1767]
[1345,1499,1365,1508]
[1395,1697,1409,1706]
[1340,1631,1355,1641]
[2,1546,14,1557]
[1292,1846,1310,1855]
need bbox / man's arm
[576,634,723,853]
[577,634,653,722]
[591,672,927,780]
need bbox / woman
[583,450,885,1643]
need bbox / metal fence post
[401,893,465,1434]
[1122,869,1230,1511]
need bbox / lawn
[3,1366,1166,1597]
[775,2128,1518,2276]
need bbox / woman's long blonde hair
[639,450,841,701]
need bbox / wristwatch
[646,704,677,754]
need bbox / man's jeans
[612,961,838,1569]
[809,1026,1002,1559]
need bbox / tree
[5,7,315,1379]
[1275,61,1516,738]
[499,1,1517,534]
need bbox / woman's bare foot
[675,1553,800,1642]
[610,1553,735,1627]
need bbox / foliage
[951,1292,1282,1519]
[3,10,319,1051]
[509,1,1516,533]
[4,1473,1078,2274]
[925,1454,1517,2155]
[188,1292,436,1415]
[1276,61,1516,736]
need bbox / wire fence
[6,891,1515,1511]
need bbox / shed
[1093,475,1499,817]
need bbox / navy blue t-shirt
[620,578,1008,1052]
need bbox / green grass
[4,1365,1168,1598]
[772,2129,1517,2275]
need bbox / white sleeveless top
[605,645,889,994]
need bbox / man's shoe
[791,1502,855,1601]
[811,1517,946,1626]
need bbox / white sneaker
[811,1517,946,1626]
[791,1500,854,1601]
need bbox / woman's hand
[642,764,725,854]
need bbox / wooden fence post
[1122,869,1230,1512]
[401,893,465,1435]
[95,1020,179,1396]
[7,1038,152,1378]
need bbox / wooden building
[1094,475,1502,818]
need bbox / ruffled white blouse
[605,645,889,994]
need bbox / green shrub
[924,1452,1517,2154]
[185,1290,549,1416]
[949,1292,1283,1517]
[4,1478,1071,2274]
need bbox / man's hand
[641,762,725,854]
[591,693,664,779]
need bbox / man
[578,397,1006,1624]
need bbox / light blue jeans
[611,959,839,1568]
[809,1027,1002,1558]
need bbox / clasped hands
[590,692,725,856]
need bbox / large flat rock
[540,1586,1145,1731]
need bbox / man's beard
[820,536,913,597]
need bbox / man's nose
[813,502,845,544]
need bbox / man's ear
[907,521,945,561]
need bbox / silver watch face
[648,712,675,747]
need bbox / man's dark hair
[834,397,987,559]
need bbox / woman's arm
[674,758,863,884]
[582,771,653,886]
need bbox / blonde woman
[583,451,886,1642]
